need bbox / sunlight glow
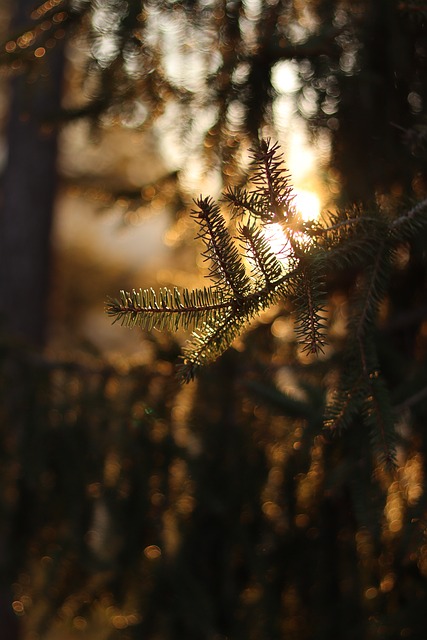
[271,60,301,94]
[293,190,321,222]
[262,223,291,264]
[261,222,311,271]
[255,190,321,272]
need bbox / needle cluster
[106,140,427,467]
[106,140,326,382]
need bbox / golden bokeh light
[31,0,65,20]
[12,600,25,616]
[73,616,87,631]
[143,544,162,560]
[293,190,321,222]
[365,587,378,600]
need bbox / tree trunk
[0,3,66,638]
[0,0,65,346]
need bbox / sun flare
[255,190,321,270]
[293,190,321,222]
[262,223,291,263]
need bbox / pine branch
[105,287,232,331]
[309,206,384,272]
[107,141,322,382]
[363,374,398,470]
[177,312,247,382]
[355,238,393,343]
[324,381,365,434]
[249,139,296,222]
[324,234,382,271]
[192,196,252,301]
[239,220,286,285]
[391,197,427,239]
[293,252,327,355]
[224,187,270,221]
[107,136,427,466]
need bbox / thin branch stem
[318,217,378,234]
[394,384,427,412]
[392,197,427,227]
[110,300,233,316]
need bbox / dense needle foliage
[107,141,326,381]
[107,139,427,468]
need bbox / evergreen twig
[108,139,427,467]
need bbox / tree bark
[0,0,65,346]
[0,3,66,638]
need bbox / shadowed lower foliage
[2,334,427,639]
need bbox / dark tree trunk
[0,0,65,346]
[0,3,66,638]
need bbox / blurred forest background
[0,1,427,639]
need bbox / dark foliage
[1,1,427,639]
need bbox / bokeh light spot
[144,544,162,560]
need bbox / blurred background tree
[0,1,427,639]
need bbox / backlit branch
[108,139,427,468]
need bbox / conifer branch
[107,141,330,382]
[294,257,327,355]
[224,187,270,221]
[192,196,252,301]
[324,381,365,433]
[250,139,296,222]
[178,313,247,382]
[356,238,392,342]
[239,221,285,285]
[391,197,427,238]
[363,375,398,469]
[105,287,232,331]
[107,136,427,475]
[317,215,379,235]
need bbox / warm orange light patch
[294,190,321,222]
[31,0,64,20]
[143,544,162,560]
